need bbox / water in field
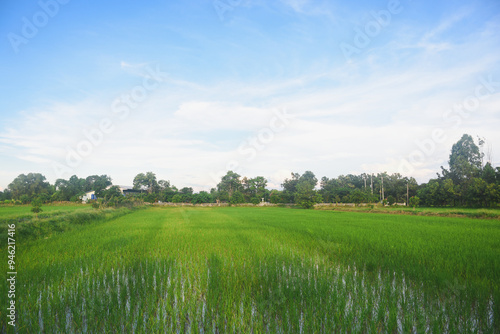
[19,254,496,332]
[2,207,499,332]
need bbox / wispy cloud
[1,1,499,190]
[421,7,472,42]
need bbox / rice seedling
[1,206,498,332]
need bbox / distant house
[117,185,141,196]
[81,191,96,203]
[80,185,140,203]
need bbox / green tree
[294,171,321,209]
[242,176,267,201]
[31,198,43,217]
[54,175,86,201]
[417,179,443,206]
[409,196,420,208]
[179,187,194,203]
[171,194,182,203]
[0,190,12,202]
[250,197,260,205]
[158,180,171,190]
[465,178,487,207]
[8,173,52,200]
[229,191,245,205]
[485,183,500,207]
[482,162,496,184]
[103,186,123,201]
[444,134,482,185]
[217,171,242,202]
[192,191,213,204]
[387,195,396,206]
[133,172,159,194]
[349,189,369,204]
[20,194,30,204]
[282,172,301,203]
[85,175,112,197]
[160,184,178,202]
[269,190,284,204]
[442,179,458,206]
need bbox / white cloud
[1,7,500,190]
[173,101,275,131]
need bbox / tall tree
[217,171,242,202]
[282,172,301,203]
[179,187,194,202]
[85,175,112,197]
[482,162,496,184]
[54,175,86,201]
[0,189,12,201]
[445,134,482,184]
[247,176,267,200]
[294,171,322,209]
[8,173,51,200]
[133,172,158,194]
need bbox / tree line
[1,134,499,208]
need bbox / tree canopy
[8,173,52,200]
[133,172,158,194]
[2,133,499,208]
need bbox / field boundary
[314,204,500,219]
[0,206,144,245]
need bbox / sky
[1,0,500,191]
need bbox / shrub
[31,198,43,217]
[409,196,420,208]
[20,194,30,204]
[229,191,245,205]
[250,197,261,205]
[172,194,182,203]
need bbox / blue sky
[1,0,500,191]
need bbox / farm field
[315,204,500,219]
[1,206,499,332]
[0,203,86,218]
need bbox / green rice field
[0,204,85,218]
[1,206,499,332]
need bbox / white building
[80,185,140,203]
[81,191,96,203]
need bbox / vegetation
[0,203,144,242]
[30,198,43,217]
[1,134,499,209]
[409,195,420,208]
[1,206,497,332]
[420,134,500,207]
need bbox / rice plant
[1,206,498,332]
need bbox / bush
[70,195,83,203]
[229,191,245,205]
[409,196,420,208]
[250,197,261,205]
[31,198,43,216]
[20,194,30,204]
[172,194,182,203]
[31,206,43,215]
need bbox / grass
[0,203,86,218]
[0,205,140,243]
[315,204,500,219]
[1,206,498,332]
